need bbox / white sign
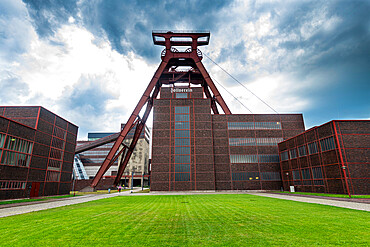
[290,186,295,193]
[171,88,193,93]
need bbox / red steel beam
[192,54,231,114]
[113,83,161,185]
[90,61,168,188]
[202,83,219,114]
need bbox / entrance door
[30,182,40,198]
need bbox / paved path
[248,192,370,211]
[0,188,141,218]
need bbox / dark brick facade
[151,87,305,191]
[278,120,369,195]
[0,106,78,199]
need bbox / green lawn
[273,191,370,199]
[0,194,368,246]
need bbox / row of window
[229,137,283,146]
[232,172,281,181]
[0,181,26,190]
[1,134,33,154]
[292,167,323,185]
[230,154,279,164]
[228,122,282,130]
[175,93,188,99]
[1,150,31,167]
[281,137,336,161]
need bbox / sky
[1,0,369,139]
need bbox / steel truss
[75,31,231,188]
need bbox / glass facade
[229,137,283,146]
[174,106,191,181]
[320,136,336,152]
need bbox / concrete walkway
[248,192,370,212]
[0,188,141,218]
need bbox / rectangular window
[175,173,190,181]
[320,136,336,152]
[1,151,30,167]
[259,155,279,163]
[53,127,66,140]
[51,137,65,149]
[292,170,301,180]
[175,147,191,155]
[175,115,189,121]
[175,138,190,146]
[308,142,318,154]
[175,130,190,137]
[232,172,260,181]
[175,164,190,173]
[0,133,5,148]
[298,145,307,157]
[261,172,281,181]
[50,148,63,160]
[174,155,191,164]
[175,93,188,98]
[0,181,26,190]
[229,138,255,146]
[48,159,62,171]
[280,151,289,161]
[227,122,254,130]
[289,149,297,159]
[4,135,33,154]
[301,168,311,180]
[174,106,190,114]
[230,155,257,164]
[174,122,190,129]
[229,137,283,146]
[255,122,282,130]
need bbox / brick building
[0,106,78,199]
[278,120,369,195]
[150,87,305,191]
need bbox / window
[0,133,5,148]
[229,138,255,146]
[232,172,260,181]
[320,136,336,152]
[301,168,311,180]
[292,170,301,180]
[289,149,297,159]
[175,173,190,181]
[307,142,318,154]
[298,145,307,157]
[230,155,257,163]
[1,135,33,167]
[175,130,190,137]
[174,106,191,181]
[175,93,188,98]
[228,122,254,130]
[227,122,282,130]
[175,147,191,155]
[255,122,282,130]
[228,137,283,146]
[175,139,190,146]
[48,159,62,171]
[259,155,279,163]
[4,135,33,154]
[53,127,66,139]
[280,151,289,161]
[0,181,26,190]
[174,106,190,114]
[175,164,190,172]
[175,115,189,121]
[261,172,281,181]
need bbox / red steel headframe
[89,31,231,188]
